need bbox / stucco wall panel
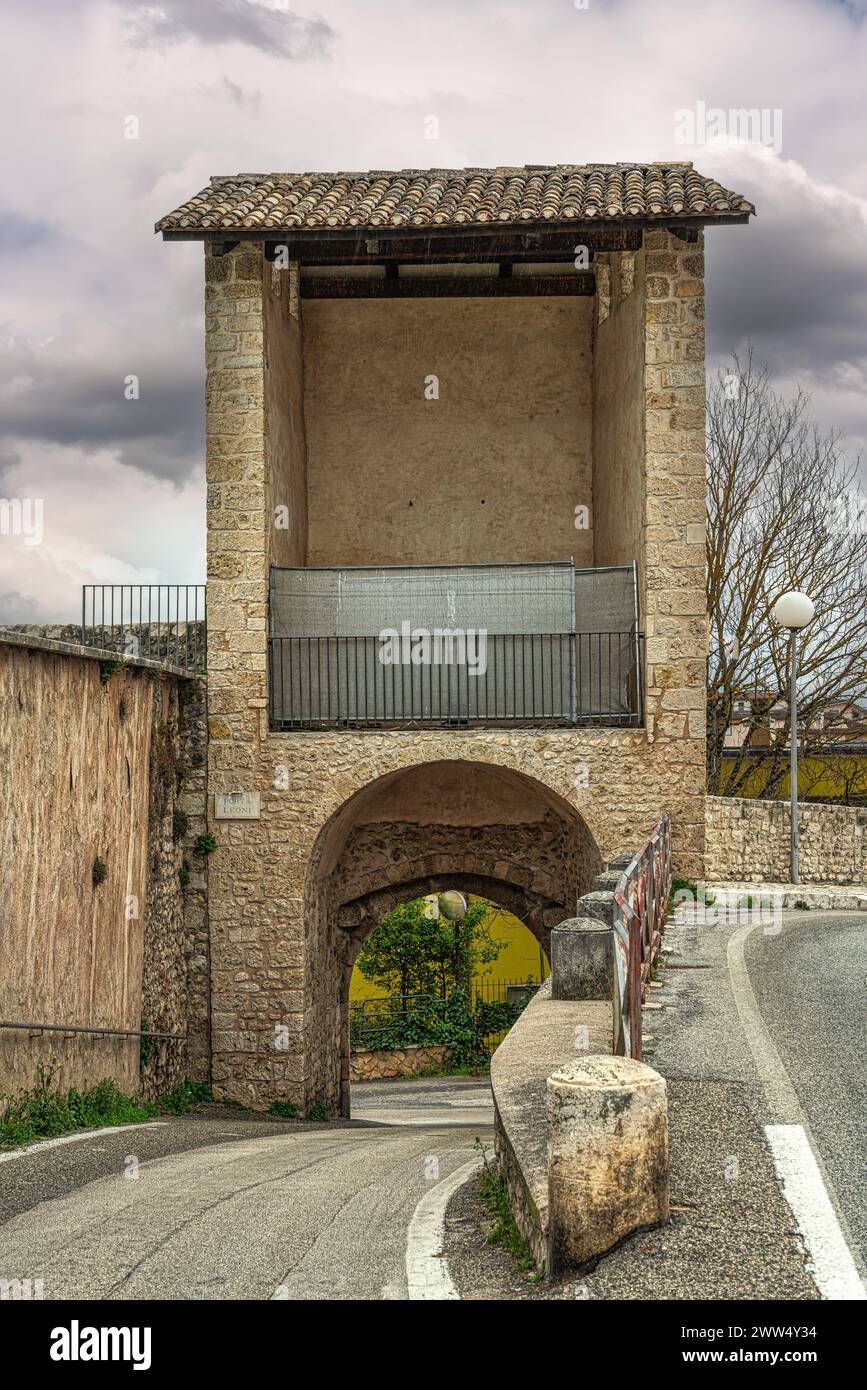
[0,646,152,1093]
[302,296,594,567]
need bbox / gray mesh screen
[269,563,638,726]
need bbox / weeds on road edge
[0,1063,213,1149]
[475,1139,543,1281]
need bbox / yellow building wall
[719,752,867,802]
[349,897,549,1003]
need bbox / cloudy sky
[1,0,866,620]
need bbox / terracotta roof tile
[156,163,754,235]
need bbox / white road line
[405,1156,483,1300]
[765,1125,866,1301]
[0,1122,168,1163]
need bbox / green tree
[356,896,507,1000]
[354,900,442,998]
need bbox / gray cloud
[0,337,203,483]
[3,0,867,617]
[0,590,39,623]
[220,75,262,111]
[116,0,336,58]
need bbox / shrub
[156,1079,212,1115]
[0,1064,158,1149]
[269,1099,298,1119]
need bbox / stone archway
[302,759,602,1116]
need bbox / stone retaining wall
[705,795,867,884]
[349,1043,449,1082]
[490,979,613,1270]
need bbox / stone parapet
[706,795,867,885]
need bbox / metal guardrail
[270,631,643,730]
[612,814,672,1061]
[81,584,206,673]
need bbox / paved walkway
[701,882,867,911]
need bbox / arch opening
[302,758,602,1116]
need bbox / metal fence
[81,584,206,673]
[471,977,544,1051]
[270,631,643,729]
[612,814,672,1061]
[348,977,544,1056]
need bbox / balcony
[268,562,643,731]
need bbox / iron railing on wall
[269,630,643,729]
[81,585,206,673]
[612,813,672,1062]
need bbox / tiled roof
[156,164,754,235]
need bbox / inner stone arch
[302,758,602,1115]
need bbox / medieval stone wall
[139,673,210,1096]
[592,247,646,579]
[201,236,709,1114]
[350,1044,449,1082]
[705,796,867,884]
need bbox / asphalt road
[0,1080,493,1301]
[745,912,867,1267]
[0,917,862,1302]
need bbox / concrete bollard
[550,917,614,1000]
[547,1055,669,1273]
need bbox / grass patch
[307,1101,330,1122]
[417,1061,491,1079]
[476,1141,541,1279]
[0,1065,213,1150]
[0,1066,156,1149]
[269,1099,299,1119]
[156,1079,213,1115]
[794,899,811,911]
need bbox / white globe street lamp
[772,591,815,884]
[437,891,468,921]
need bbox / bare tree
[707,350,867,798]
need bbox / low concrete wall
[350,1043,448,1081]
[490,979,612,1269]
[706,795,867,885]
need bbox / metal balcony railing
[269,630,643,730]
[81,584,206,673]
[267,561,642,730]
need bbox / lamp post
[772,591,815,884]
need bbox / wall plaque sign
[214,791,261,820]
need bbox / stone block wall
[350,1043,449,1082]
[140,673,210,1097]
[640,231,708,873]
[705,796,867,884]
